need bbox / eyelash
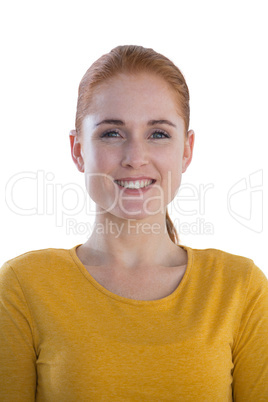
[100,129,170,139]
[100,130,120,138]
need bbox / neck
[80,212,183,269]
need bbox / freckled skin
[70,72,194,271]
[77,73,193,220]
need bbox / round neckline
[69,243,193,306]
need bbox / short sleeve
[0,262,37,401]
[232,263,268,401]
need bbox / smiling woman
[71,71,192,229]
[0,45,267,401]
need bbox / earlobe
[182,130,195,173]
[69,130,84,173]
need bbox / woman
[0,45,267,401]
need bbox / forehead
[89,72,180,118]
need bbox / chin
[108,203,166,222]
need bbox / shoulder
[0,246,79,281]
[181,244,267,291]
[182,244,255,270]
[191,246,253,269]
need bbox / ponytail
[165,210,179,244]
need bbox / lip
[114,177,156,195]
[114,176,155,181]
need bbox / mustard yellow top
[0,245,268,401]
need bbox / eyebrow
[148,119,177,128]
[95,119,177,128]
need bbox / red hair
[75,45,190,244]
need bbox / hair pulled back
[75,45,190,245]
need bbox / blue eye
[101,130,120,138]
[151,130,170,139]
[100,129,170,139]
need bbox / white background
[1,0,267,275]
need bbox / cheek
[155,148,182,201]
[83,145,117,173]
[83,147,119,204]
[157,145,181,173]
[84,173,119,211]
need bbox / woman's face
[73,72,194,220]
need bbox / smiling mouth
[114,179,156,189]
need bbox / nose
[121,139,149,169]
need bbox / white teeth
[115,179,154,189]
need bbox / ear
[182,130,195,173]
[69,130,84,173]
